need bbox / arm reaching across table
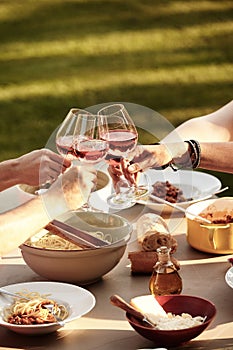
[109,100,233,189]
[0,148,71,192]
[0,166,96,256]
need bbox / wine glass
[56,108,90,162]
[35,108,86,192]
[98,103,149,209]
[56,108,97,211]
[56,110,108,211]
[73,113,109,165]
[72,113,109,210]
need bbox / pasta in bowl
[0,281,95,335]
[20,212,132,285]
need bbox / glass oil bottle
[149,246,182,296]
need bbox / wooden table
[0,187,232,350]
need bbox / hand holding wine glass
[98,103,149,209]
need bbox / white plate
[137,168,222,213]
[225,266,233,289]
[0,281,95,335]
[0,186,34,213]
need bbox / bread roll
[136,213,177,253]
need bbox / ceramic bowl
[20,211,132,285]
[126,294,216,347]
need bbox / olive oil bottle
[149,246,182,296]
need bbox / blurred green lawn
[0,0,232,193]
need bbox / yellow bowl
[186,198,233,254]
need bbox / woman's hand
[16,148,71,186]
[108,158,140,192]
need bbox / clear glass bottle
[149,246,182,296]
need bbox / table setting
[0,103,232,350]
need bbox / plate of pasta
[0,281,95,335]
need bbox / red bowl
[126,294,216,347]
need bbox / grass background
[0,0,232,193]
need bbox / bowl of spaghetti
[0,281,95,335]
[20,211,132,285]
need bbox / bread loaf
[128,250,180,274]
[128,213,179,274]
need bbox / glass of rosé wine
[73,113,109,165]
[98,103,149,209]
[56,109,108,211]
[72,112,109,210]
[56,108,90,162]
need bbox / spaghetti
[4,290,69,325]
[26,232,82,250]
[26,231,112,250]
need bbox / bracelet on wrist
[185,140,201,169]
[170,140,201,171]
[150,140,201,171]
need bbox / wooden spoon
[110,294,154,327]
